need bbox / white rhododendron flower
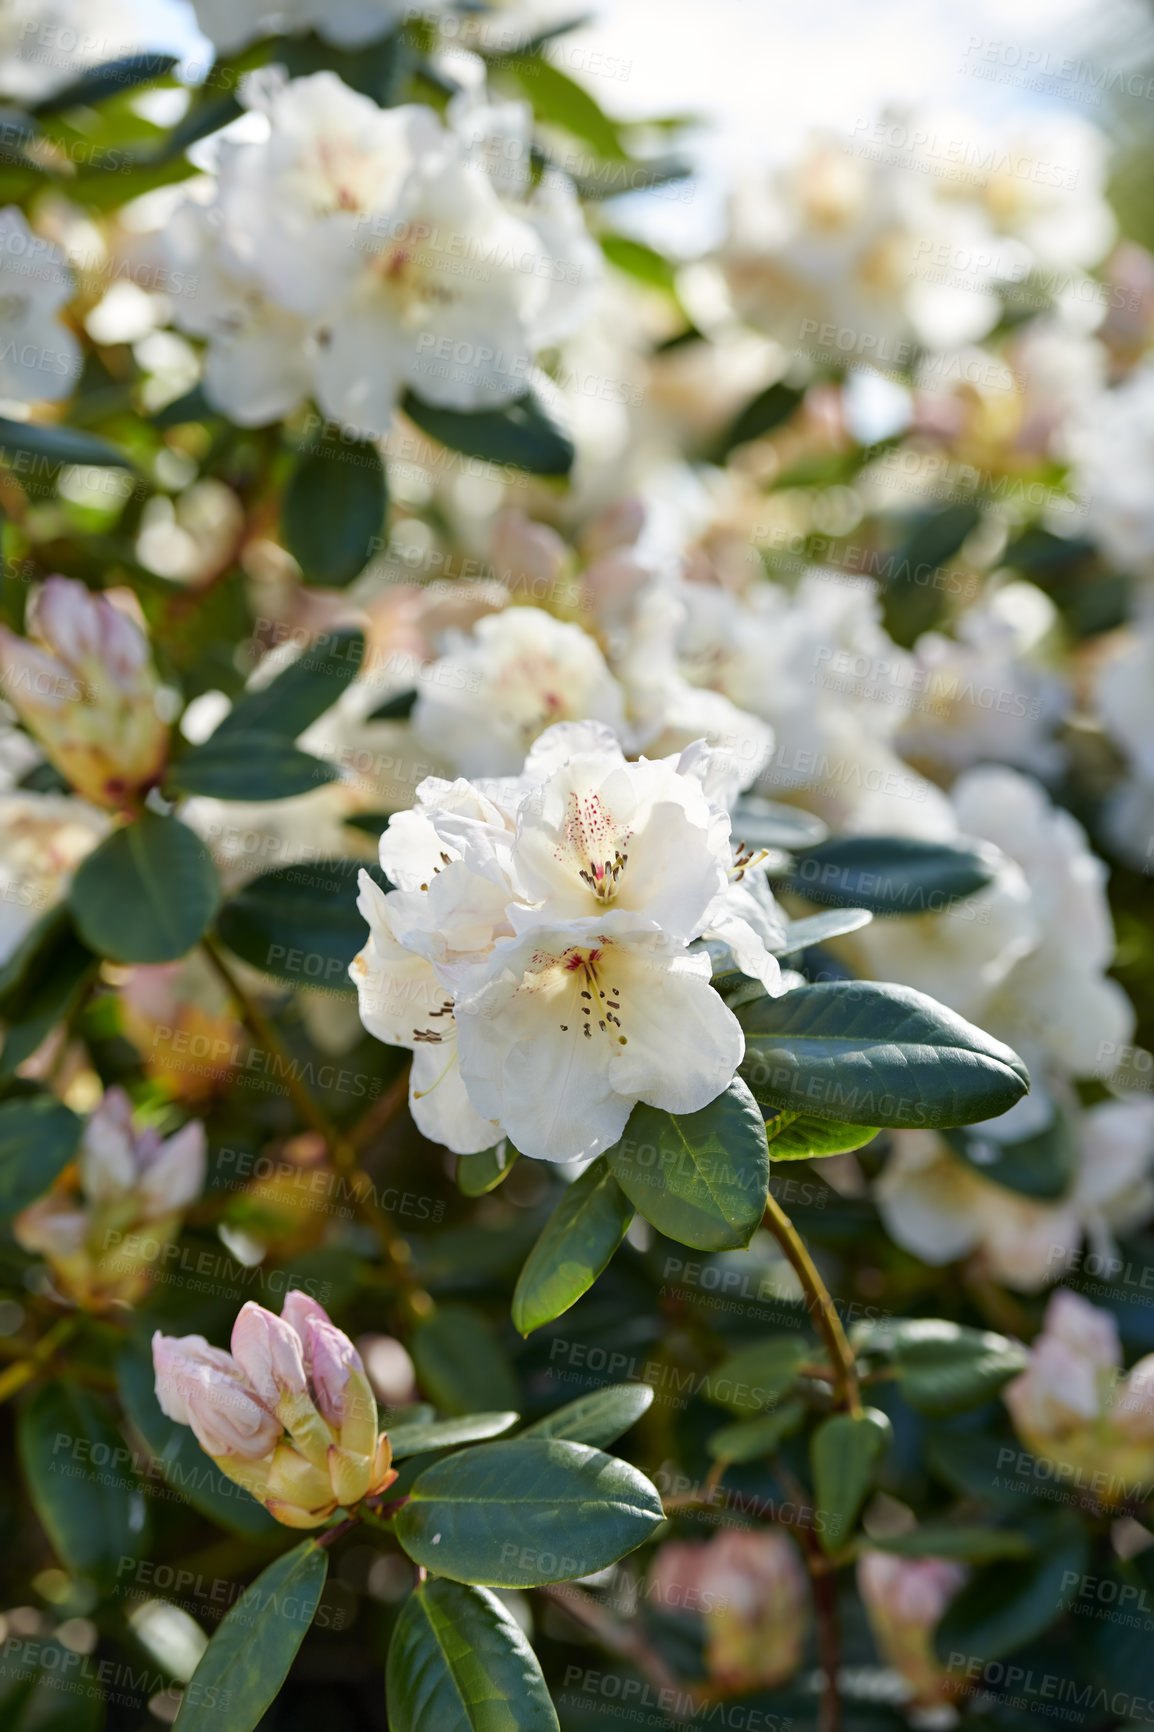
[189,0,423,53]
[876,1095,1154,1291]
[412,605,626,778]
[0,207,81,403]
[351,721,784,1161]
[1067,363,1154,579]
[164,72,600,435]
[0,0,139,103]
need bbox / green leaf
[367,686,418,723]
[0,1093,82,1217]
[116,1346,278,1538]
[411,1304,520,1416]
[520,1383,654,1448]
[731,797,828,851]
[386,1578,559,1732]
[857,1318,1027,1415]
[764,1110,880,1161]
[512,1157,633,1334]
[600,234,678,294]
[708,1336,810,1416]
[606,1078,769,1252]
[505,55,627,158]
[0,416,132,470]
[867,1525,1033,1562]
[739,981,1030,1130]
[33,52,179,113]
[933,1517,1088,1663]
[943,1105,1077,1202]
[18,1382,148,1584]
[715,381,804,460]
[174,1540,328,1731]
[216,859,385,996]
[882,501,982,647]
[458,1141,519,1198]
[401,385,574,476]
[387,1413,520,1460]
[706,1400,807,1462]
[395,1438,664,1586]
[69,813,221,964]
[171,732,339,802]
[213,628,365,740]
[811,1409,892,1554]
[281,438,386,588]
[772,909,873,953]
[0,913,97,1079]
[788,836,997,916]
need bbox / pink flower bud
[152,1331,280,1461]
[77,1089,138,1202]
[136,1120,207,1217]
[230,1301,309,1410]
[648,1530,808,1690]
[0,578,169,809]
[858,1551,967,1707]
[281,1290,333,1363]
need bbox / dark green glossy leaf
[33,52,178,114]
[0,1093,82,1216]
[856,1318,1027,1415]
[214,628,365,740]
[811,1408,892,1554]
[387,1413,520,1460]
[0,416,132,471]
[458,1141,519,1198]
[216,859,385,996]
[709,1336,810,1416]
[715,381,804,459]
[175,1541,328,1730]
[788,835,997,915]
[882,501,982,647]
[171,732,339,802]
[512,1157,632,1334]
[18,1383,148,1584]
[934,1516,1088,1663]
[282,439,386,588]
[520,1383,654,1448]
[69,813,221,964]
[607,1078,769,1252]
[868,1525,1033,1562]
[395,1438,664,1586]
[739,981,1030,1129]
[367,686,418,722]
[386,1577,559,1731]
[0,907,97,1079]
[401,385,573,476]
[943,1106,1077,1202]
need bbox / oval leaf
[282,440,386,588]
[217,859,385,996]
[811,1408,892,1555]
[18,1382,148,1584]
[512,1157,632,1335]
[458,1141,519,1198]
[789,835,997,916]
[520,1384,654,1448]
[401,383,573,476]
[765,1110,880,1161]
[171,732,339,802]
[0,415,132,470]
[175,1540,328,1731]
[395,1438,664,1586]
[387,1413,520,1460]
[943,1106,1077,1202]
[70,812,221,964]
[707,1400,807,1463]
[888,1320,1027,1416]
[214,627,365,740]
[607,1078,769,1252]
[386,1578,559,1731]
[709,1336,810,1416]
[739,981,1029,1130]
[0,1093,82,1217]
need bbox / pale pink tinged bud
[230,1302,309,1410]
[1043,1288,1122,1368]
[77,1088,138,1203]
[648,1532,808,1691]
[579,495,646,562]
[5,577,169,809]
[490,509,567,591]
[1005,1336,1105,1440]
[1112,1356,1154,1442]
[137,1120,207,1217]
[151,1331,279,1460]
[858,1551,967,1707]
[281,1289,333,1362]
